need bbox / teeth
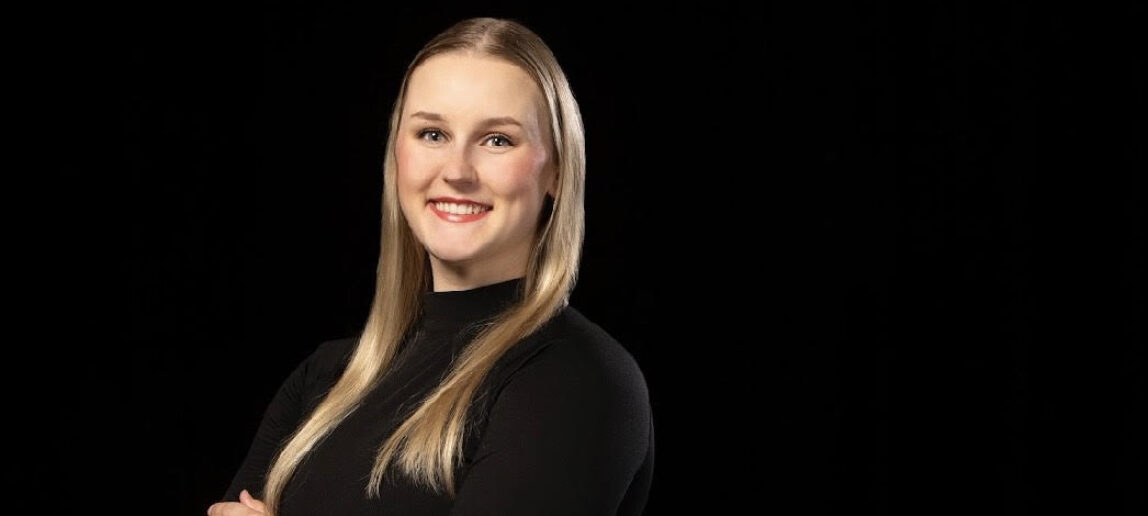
[434,202,490,215]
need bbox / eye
[484,134,515,147]
[416,129,446,144]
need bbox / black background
[49,2,1144,514]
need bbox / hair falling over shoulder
[258,17,587,515]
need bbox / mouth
[427,197,492,223]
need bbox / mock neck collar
[419,277,525,330]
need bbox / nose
[441,146,478,187]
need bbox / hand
[206,489,268,516]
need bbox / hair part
[260,17,585,514]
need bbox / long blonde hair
[260,17,585,514]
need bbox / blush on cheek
[395,139,409,170]
[394,141,420,183]
[501,149,548,185]
[500,152,551,201]
[394,141,421,206]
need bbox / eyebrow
[408,111,523,128]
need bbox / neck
[430,257,528,292]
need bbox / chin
[426,244,484,265]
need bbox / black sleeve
[450,336,654,515]
[221,339,352,501]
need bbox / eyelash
[416,129,515,147]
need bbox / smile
[428,199,492,223]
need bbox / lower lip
[428,203,491,223]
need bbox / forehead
[403,53,545,122]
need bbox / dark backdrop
[57,2,1143,514]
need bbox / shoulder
[249,334,359,435]
[455,308,654,509]
[283,334,357,399]
[308,334,358,373]
[469,306,652,464]
[495,307,651,415]
[545,307,646,384]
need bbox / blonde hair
[260,17,586,514]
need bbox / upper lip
[428,197,492,207]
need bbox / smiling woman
[208,17,654,516]
[397,53,557,292]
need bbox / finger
[247,498,268,512]
[239,489,268,512]
[207,501,260,516]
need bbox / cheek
[394,143,432,222]
[489,150,550,200]
[395,141,429,191]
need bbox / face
[395,52,556,290]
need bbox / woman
[208,17,654,516]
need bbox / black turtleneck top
[222,278,654,515]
